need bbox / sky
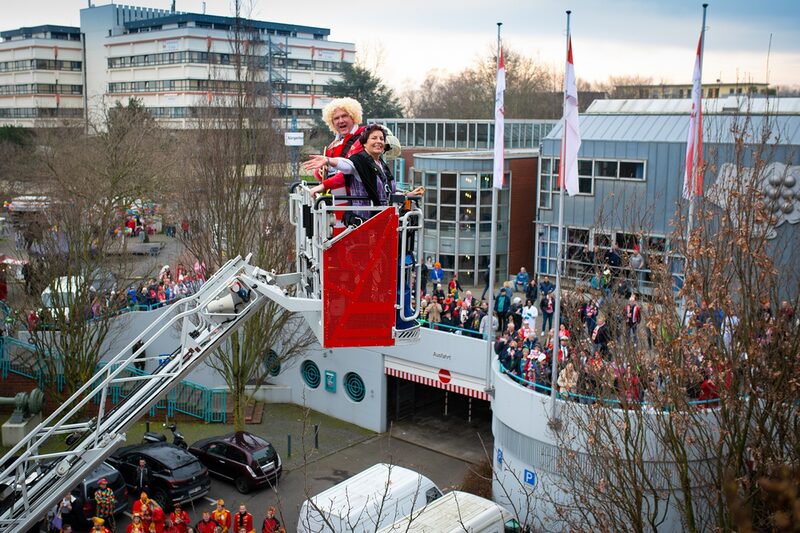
[3,0,800,93]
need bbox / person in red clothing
[132,493,150,516]
[194,512,217,533]
[169,503,190,533]
[127,514,146,533]
[148,501,165,533]
[233,505,254,533]
[314,97,365,182]
[261,507,280,533]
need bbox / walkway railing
[498,361,720,410]
[0,337,228,423]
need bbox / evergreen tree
[328,63,403,118]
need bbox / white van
[377,490,521,533]
[297,463,443,533]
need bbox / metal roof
[546,104,800,145]
[586,97,800,115]
[123,13,330,37]
[1,25,80,40]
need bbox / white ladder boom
[0,255,321,532]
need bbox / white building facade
[0,25,85,127]
[0,3,355,128]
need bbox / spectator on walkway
[495,288,511,332]
[514,267,529,293]
[522,299,538,328]
[525,277,538,304]
[538,275,555,298]
[448,274,462,299]
[557,362,579,397]
[625,294,642,348]
[429,261,443,288]
[480,265,491,300]
[540,293,554,336]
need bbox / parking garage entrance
[385,364,493,463]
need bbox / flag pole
[484,21,502,396]
[686,4,708,242]
[549,10,572,422]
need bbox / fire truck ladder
[0,255,320,532]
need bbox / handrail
[497,361,721,410]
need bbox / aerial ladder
[0,184,422,532]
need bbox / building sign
[162,39,179,51]
[325,370,336,392]
[315,49,338,61]
[496,448,503,466]
[284,132,304,146]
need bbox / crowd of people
[50,487,285,533]
[414,258,788,409]
[25,261,207,332]
[125,262,207,310]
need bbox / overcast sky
[4,0,799,92]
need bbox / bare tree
[403,47,564,119]
[174,0,314,432]
[501,104,800,532]
[18,99,170,405]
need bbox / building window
[619,161,646,180]
[538,158,558,209]
[594,160,618,178]
[578,159,593,194]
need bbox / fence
[0,337,228,423]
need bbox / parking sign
[523,469,537,486]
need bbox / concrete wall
[22,308,493,433]
[490,362,716,531]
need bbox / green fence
[0,337,227,423]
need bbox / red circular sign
[438,369,451,384]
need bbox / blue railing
[418,319,487,338]
[0,338,228,423]
[498,361,720,409]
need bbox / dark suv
[189,431,281,493]
[108,442,210,508]
[69,462,129,527]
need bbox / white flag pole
[549,10,572,422]
[484,22,503,396]
[686,4,708,241]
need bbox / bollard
[287,434,292,458]
[314,424,319,449]
[145,420,150,433]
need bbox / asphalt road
[116,434,471,532]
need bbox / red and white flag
[683,35,704,200]
[559,38,581,196]
[492,49,506,190]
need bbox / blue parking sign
[523,469,537,486]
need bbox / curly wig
[321,97,363,134]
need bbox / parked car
[68,462,129,527]
[107,442,210,508]
[189,431,282,494]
